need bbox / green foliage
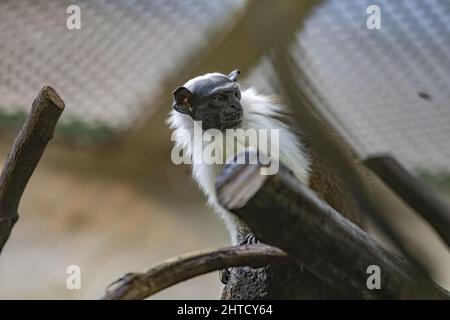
[55,120,116,142]
[0,111,116,143]
[0,111,27,130]
[417,170,450,194]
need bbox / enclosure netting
[0,0,245,128]
[1,0,449,175]
[250,0,450,175]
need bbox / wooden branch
[0,86,64,253]
[271,50,432,277]
[102,244,287,300]
[216,153,449,299]
[365,154,450,248]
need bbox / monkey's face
[172,70,243,131]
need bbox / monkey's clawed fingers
[241,233,259,245]
[219,268,230,285]
[219,233,260,285]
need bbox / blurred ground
[0,134,229,299]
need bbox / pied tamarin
[168,70,363,294]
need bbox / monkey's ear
[173,86,193,114]
[228,69,240,82]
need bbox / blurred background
[0,0,449,299]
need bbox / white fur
[167,80,310,244]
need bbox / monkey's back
[306,135,366,229]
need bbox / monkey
[168,70,310,242]
[168,70,364,291]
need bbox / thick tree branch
[216,153,450,299]
[0,86,64,253]
[102,244,287,300]
[271,50,431,277]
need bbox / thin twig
[101,244,287,300]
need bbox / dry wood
[271,50,432,277]
[102,244,287,300]
[216,153,450,299]
[0,86,64,253]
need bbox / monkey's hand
[241,233,259,245]
[219,233,260,285]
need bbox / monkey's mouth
[221,112,242,129]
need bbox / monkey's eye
[212,95,225,104]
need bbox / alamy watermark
[366,264,381,290]
[366,5,381,30]
[171,121,280,175]
[66,264,82,290]
[66,5,81,30]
